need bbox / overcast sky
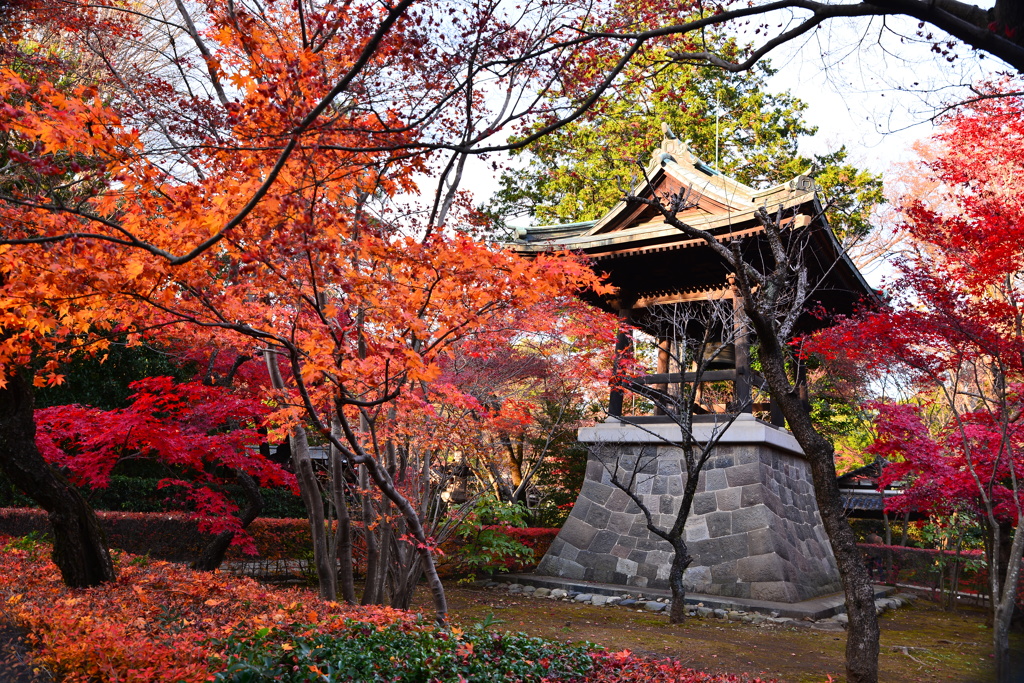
[759,8,1005,174]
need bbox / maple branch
[337,386,404,408]
[83,0,422,267]
[173,0,229,107]
[591,0,1024,73]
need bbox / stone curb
[474,580,917,629]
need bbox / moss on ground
[413,587,1022,682]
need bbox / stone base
[535,415,842,602]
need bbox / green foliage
[214,621,597,682]
[454,496,535,575]
[491,32,882,241]
[530,439,589,528]
[918,513,985,555]
[35,342,194,410]
[3,530,46,560]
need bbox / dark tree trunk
[667,538,692,624]
[359,464,381,606]
[192,471,263,571]
[0,371,115,587]
[752,319,880,683]
[330,429,356,604]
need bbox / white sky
[759,10,1004,174]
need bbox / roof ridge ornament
[658,121,698,169]
[788,174,817,192]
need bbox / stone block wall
[535,416,842,602]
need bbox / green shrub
[451,497,535,577]
[214,621,596,682]
[0,472,306,518]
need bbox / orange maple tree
[0,0,617,622]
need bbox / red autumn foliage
[0,534,777,682]
[0,535,413,682]
[587,649,773,683]
[34,378,295,549]
[806,83,1024,680]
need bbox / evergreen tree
[492,34,881,240]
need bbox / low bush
[435,525,558,578]
[0,535,411,682]
[860,542,1024,612]
[587,651,772,683]
[0,508,322,563]
[0,474,307,518]
[215,621,596,682]
[213,625,774,682]
[0,509,554,576]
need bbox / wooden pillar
[653,337,671,416]
[728,276,752,414]
[608,309,633,418]
[796,360,810,412]
[770,395,786,427]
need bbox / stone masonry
[535,415,842,602]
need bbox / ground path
[412,585,1016,682]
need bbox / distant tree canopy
[490,32,882,240]
[35,343,193,411]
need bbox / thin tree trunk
[265,351,335,600]
[193,471,263,571]
[292,426,336,600]
[667,538,692,624]
[882,512,893,580]
[990,519,1024,682]
[359,463,381,606]
[373,498,394,604]
[752,322,880,683]
[0,371,115,587]
[949,535,963,612]
[331,417,356,604]
[360,455,448,624]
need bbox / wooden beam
[631,370,737,385]
[634,287,733,308]
[608,310,633,417]
[730,274,752,414]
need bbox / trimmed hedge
[0,508,554,577]
[0,475,307,518]
[860,542,1024,609]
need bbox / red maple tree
[810,83,1024,682]
[36,377,295,551]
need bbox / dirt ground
[412,586,1024,683]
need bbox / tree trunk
[990,518,1024,682]
[361,455,448,625]
[266,351,335,600]
[330,418,356,604]
[359,464,381,606]
[372,498,394,604]
[752,320,880,683]
[192,471,263,571]
[0,371,115,587]
[667,538,692,624]
[293,426,336,600]
[882,512,893,580]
